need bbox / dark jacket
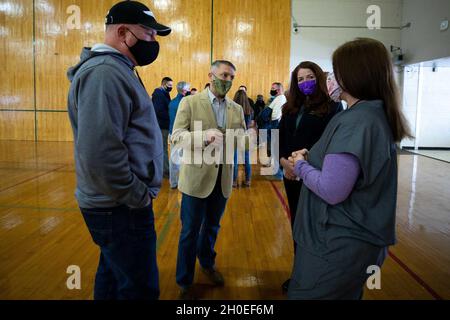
[279,102,343,161]
[152,87,171,130]
[253,99,265,119]
[168,93,183,135]
[67,47,163,208]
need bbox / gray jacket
[67,46,163,208]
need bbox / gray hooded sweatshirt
[67,45,163,209]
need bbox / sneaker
[244,181,251,187]
[201,267,225,286]
[232,181,238,188]
[178,286,196,300]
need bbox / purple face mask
[298,79,317,96]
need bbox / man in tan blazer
[171,60,246,299]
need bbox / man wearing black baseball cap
[105,0,171,66]
[67,1,171,300]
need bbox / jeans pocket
[129,205,156,240]
[80,208,113,247]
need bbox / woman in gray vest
[286,38,411,299]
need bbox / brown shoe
[201,267,225,286]
[178,286,196,300]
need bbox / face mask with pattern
[327,73,343,102]
[212,74,232,97]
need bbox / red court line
[269,180,291,221]
[388,251,443,300]
[269,180,443,300]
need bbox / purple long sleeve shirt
[293,153,360,205]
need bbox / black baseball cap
[105,1,171,36]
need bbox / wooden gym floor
[0,141,448,300]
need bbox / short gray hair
[211,60,236,71]
[176,81,190,94]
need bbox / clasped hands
[289,148,309,164]
[281,149,309,180]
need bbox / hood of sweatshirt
[67,46,134,82]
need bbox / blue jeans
[80,204,159,300]
[234,149,251,182]
[161,129,169,176]
[176,168,228,288]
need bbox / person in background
[279,61,343,292]
[253,94,265,119]
[190,88,198,95]
[287,38,411,300]
[238,85,255,110]
[269,82,286,127]
[67,0,171,299]
[253,94,266,145]
[168,81,190,189]
[233,89,254,188]
[152,76,173,178]
[266,82,287,179]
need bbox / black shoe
[282,279,290,293]
[178,286,196,300]
[201,267,225,286]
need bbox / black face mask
[185,91,191,96]
[270,89,278,97]
[125,29,160,66]
[165,86,172,93]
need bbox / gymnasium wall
[401,65,450,149]
[0,0,291,141]
[290,0,402,72]
[401,0,450,65]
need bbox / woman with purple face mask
[278,61,343,293]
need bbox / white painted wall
[290,0,402,73]
[401,0,450,65]
[400,0,450,149]
[402,65,450,148]
[401,65,419,148]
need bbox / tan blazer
[171,89,246,199]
